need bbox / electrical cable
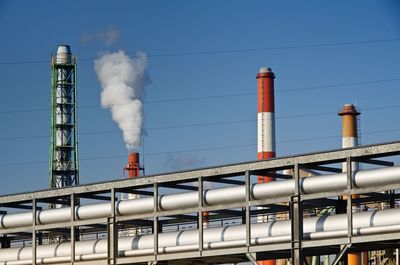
[0,78,399,115]
[2,104,400,142]
[0,128,399,167]
[0,38,399,65]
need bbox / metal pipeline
[2,208,400,263]
[1,166,400,229]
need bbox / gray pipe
[1,208,400,263]
[0,166,399,229]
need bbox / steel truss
[1,141,400,264]
[49,54,79,190]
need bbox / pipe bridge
[1,141,400,264]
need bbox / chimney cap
[259,67,272,73]
[56,45,72,64]
[338,104,360,116]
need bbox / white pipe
[1,166,400,229]
[1,208,400,263]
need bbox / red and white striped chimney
[257,67,277,265]
[257,67,276,183]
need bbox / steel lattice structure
[49,45,79,191]
[1,141,400,265]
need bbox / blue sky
[0,1,399,195]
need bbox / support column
[153,182,159,264]
[198,176,204,254]
[291,164,303,265]
[32,198,37,265]
[107,188,117,264]
[70,193,76,264]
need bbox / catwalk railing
[1,141,400,264]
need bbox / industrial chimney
[257,67,276,182]
[338,104,360,152]
[49,45,79,208]
[338,104,366,265]
[257,67,276,265]
[124,152,141,179]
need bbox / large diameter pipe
[1,166,400,230]
[2,208,400,263]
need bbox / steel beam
[246,252,258,265]
[1,141,399,205]
[332,244,352,265]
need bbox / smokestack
[338,104,360,149]
[338,104,365,265]
[257,67,276,182]
[338,104,360,171]
[257,68,276,265]
[124,152,141,178]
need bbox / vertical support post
[153,182,159,261]
[245,170,251,249]
[346,157,353,242]
[390,190,395,209]
[0,210,10,249]
[291,164,303,265]
[107,188,117,264]
[32,198,37,265]
[198,176,204,253]
[71,193,75,264]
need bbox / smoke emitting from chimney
[94,50,150,150]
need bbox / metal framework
[49,51,79,190]
[1,141,400,264]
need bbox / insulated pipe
[0,166,400,230]
[2,208,400,263]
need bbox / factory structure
[0,45,399,265]
[49,45,79,193]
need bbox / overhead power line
[0,78,399,115]
[2,104,400,142]
[0,38,399,65]
[0,127,399,167]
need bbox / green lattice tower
[49,45,79,198]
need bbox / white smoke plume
[94,50,150,150]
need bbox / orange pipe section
[125,152,140,178]
[258,261,276,265]
[338,104,360,138]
